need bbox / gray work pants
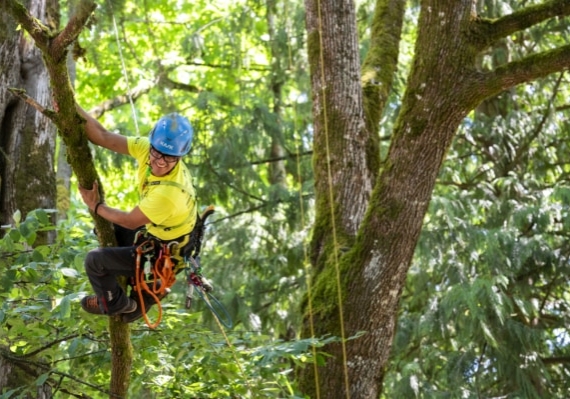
[84,245,137,314]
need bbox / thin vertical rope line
[315,0,350,396]
[202,292,256,397]
[108,0,140,136]
[294,99,321,398]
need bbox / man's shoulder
[127,136,149,145]
[127,136,150,157]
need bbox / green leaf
[13,209,21,225]
[35,209,50,225]
[32,249,45,262]
[35,372,50,386]
[8,228,21,243]
[0,389,19,399]
[58,296,71,319]
[18,222,30,237]
[74,254,85,269]
[1,234,15,253]
[26,231,37,245]
[60,268,80,278]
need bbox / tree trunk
[0,0,57,232]
[0,348,52,398]
[55,1,79,222]
[266,0,287,188]
[300,0,570,398]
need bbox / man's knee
[85,249,106,276]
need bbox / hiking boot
[116,297,137,314]
[122,290,168,323]
[81,295,137,316]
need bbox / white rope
[108,3,140,136]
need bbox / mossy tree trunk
[300,0,570,398]
[0,0,58,234]
[4,1,134,397]
[55,0,80,222]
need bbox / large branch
[483,44,570,97]
[361,0,405,138]
[50,1,96,62]
[4,0,51,51]
[5,0,95,62]
[474,0,570,50]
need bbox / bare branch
[88,81,154,119]
[249,150,313,166]
[22,333,81,359]
[87,73,200,119]
[7,88,56,121]
[542,356,570,365]
[158,72,202,93]
[50,0,97,62]
[184,60,270,72]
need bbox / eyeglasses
[150,147,180,164]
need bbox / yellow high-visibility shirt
[128,137,197,240]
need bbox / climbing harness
[183,206,232,328]
[131,205,233,330]
[133,236,178,329]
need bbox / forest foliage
[2,0,570,398]
[0,208,329,397]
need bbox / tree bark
[300,0,570,398]
[0,0,57,393]
[0,347,52,398]
[0,0,57,233]
[55,0,80,222]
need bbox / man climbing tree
[75,107,199,324]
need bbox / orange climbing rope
[134,240,176,329]
[130,206,216,329]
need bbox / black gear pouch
[113,224,145,247]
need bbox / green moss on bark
[14,125,56,217]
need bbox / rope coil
[134,240,174,329]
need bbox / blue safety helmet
[149,113,193,156]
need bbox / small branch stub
[7,88,57,121]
